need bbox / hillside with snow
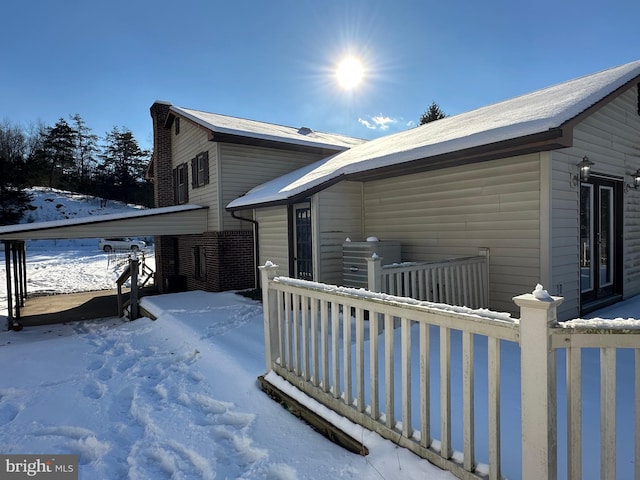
[22,187,146,224]
[16,187,149,250]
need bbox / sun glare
[336,56,364,90]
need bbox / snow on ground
[0,189,453,479]
[0,261,453,479]
[22,186,147,224]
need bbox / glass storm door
[294,204,313,281]
[580,178,620,304]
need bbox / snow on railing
[259,265,640,480]
[550,317,640,480]
[367,249,489,309]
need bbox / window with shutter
[174,163,189,204]
[191,151,210,188]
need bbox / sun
[336,56,364,90]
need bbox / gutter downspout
[231,210,260,289]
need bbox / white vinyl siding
[171,119,219,229]
[256,206,289,272]
[315,181,364,285]
[220,144,325,231]
[362,154,542,315]
[551,85,640,317]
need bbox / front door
[579,177,622,308]
[294,204,313,281]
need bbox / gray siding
[256,206,289,272]
[315,181,364,285]
[172,120,220,230]
[551,85,640,318]
[220,144,324,231]
[362,154,542,315]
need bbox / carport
[0,204,208,328]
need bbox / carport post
[19,241,26,306]
[4,241,13,329]
[12,244,20,320]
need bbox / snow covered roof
[0,205,208,240]
[170,106,366,151]
[227,59,640,210]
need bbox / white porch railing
[259,264,640,480]
[367,250,489,309]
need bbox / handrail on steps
[116,257,139,319]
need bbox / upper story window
[191,151,210,188]
[175,117,180,135]
[174,162,189,204]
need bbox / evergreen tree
[36,118,77,188]
[0,121,32,225]
[23,121,49,187]
[419,102,447,125]
[98,126,152,205]
[69,113,98,191]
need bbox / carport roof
[0,204,208,241]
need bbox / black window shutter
[191,158,197,188]
[203,151,210,185]
[184,164,189,202]
[173,167,178,203]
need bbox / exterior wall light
[624,168,640,192]
[571,156,594,186]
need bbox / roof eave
[560,73,640,131]
[207,131,349,155]
[348,128,570,182]
[171,106,355,154]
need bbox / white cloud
[358,114,400,131]
[357,117,376,129]
[372,115,396,130]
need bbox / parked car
[98,237,146,252]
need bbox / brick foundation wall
[154,236,177,293]
[166,231,255,293]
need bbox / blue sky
[2,0,639,151]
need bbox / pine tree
[69,113,98,190]
[98,126,152,205]
[37,118,77,188]
[0,121,32,225]
[419,102,447,125]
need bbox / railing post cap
[513,293,564,310]
[366,255,383,262]
[258,262,279,278]
[258,261,279,271]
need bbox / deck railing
[368,249,489,309]
[259,263,640,480]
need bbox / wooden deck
[16,290,120,326]
[16,287,158,327]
